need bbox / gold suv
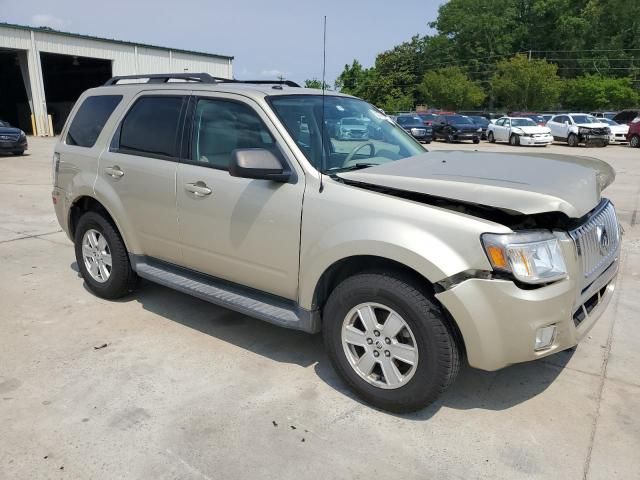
[52,74,621,412]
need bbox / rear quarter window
[66,95,122,147]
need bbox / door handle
[184,181,212,197]
[105,165,124,178]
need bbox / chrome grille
[569,200,620,285]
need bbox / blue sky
[0,0,444,85]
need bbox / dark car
[627,118,640,147]
[0,120,28,156]
[467,115,490,139]
[433,115,481,143]
[416,112,439,126]
[396,115,432,143]
[613,109,640,126]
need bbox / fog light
[535,325,556,351]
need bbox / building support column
[26,30,49,136]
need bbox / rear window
[118,96,184,158]
[66,95,122,147]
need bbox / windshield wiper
[330,163,378,174]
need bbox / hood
[511,126,550,134]
[575,122,609,129]
[337,151,615,219]
[608,124,629,133]
[0,127,21,135]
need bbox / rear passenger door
[175,94,305,300]
[96,92,187,264]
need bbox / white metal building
[0,23,233,135]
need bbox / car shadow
[80,273,574,418]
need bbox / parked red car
[627,118,640,147]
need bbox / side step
[131,256,320,333]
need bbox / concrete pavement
[1,137,638,479]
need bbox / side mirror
[229,148,291,182]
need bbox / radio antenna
[319,15,327,193]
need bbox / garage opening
[0,49,30,132]
[40,52,112,133]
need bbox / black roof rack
[104,73,300,87]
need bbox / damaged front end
[578,126,610,146]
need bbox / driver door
[176,94,305,300]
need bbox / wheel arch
[68,195,132,252]
[309,254,467,358]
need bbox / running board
[130,256,320,333]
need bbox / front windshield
[512,118,537,127]
[600,118,617,125]
[571,115,598,124]
[269,95,425,173]
[447,115,474,125]
[0,121,10,127]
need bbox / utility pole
[528,50,532,61]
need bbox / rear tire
[74,211,137,300]
[322,272,460,413]
[567,133,579,147]
[630,135,640,148]
[472,137,480,144]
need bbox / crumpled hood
[575,122,609,129]
[512,126,551,135]
[337,151,615,218]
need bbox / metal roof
[0,22,233,60]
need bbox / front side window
[495,118,505,126]
[66,95,122,147]
[269,95,424,173]
[118,96,183,158]
[190,98,276,170]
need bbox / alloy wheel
[341,302,419,389]
[82,228,112,283]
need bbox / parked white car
[598,118,629,144]
[546,113,610,147]
[486,117,553,146]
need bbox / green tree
[304,78,331,89]
[417,67,485,110]
[562,75,639,110]
[491,55,562,110]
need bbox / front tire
[322,273,460,413]
[567,133,579,147]
[487,131,495,143]
[446,133,454,143]
[509,134,520,146]
[630,135,640,148]
[74,211,137,299]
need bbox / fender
[298,216,496,310]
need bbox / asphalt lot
[1,137,639,479]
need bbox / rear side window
[118,96,184,158]
[66,95,122,147]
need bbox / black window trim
[181,95,294,181]
[65,94,124,149]
[110,94,187,162]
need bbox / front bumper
[608,133,628,144]
[519,134,553,146]
[0,139,28,152]
[436,235,619,371]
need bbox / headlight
[410,128,426,136]
[476,128,482,132]
[19,130,26,139]
[579,127,591,135]
[481,231,567,284]
[605,127,611,134]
